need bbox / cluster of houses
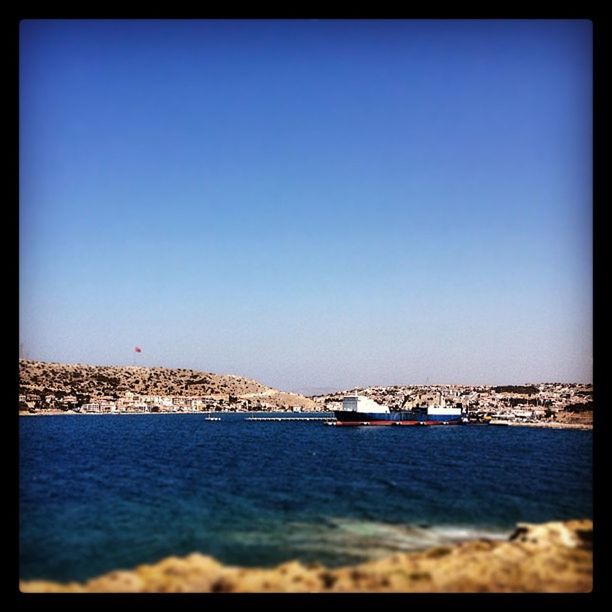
[18,390,281,414]
[315,383,593,424]
[19,381,592,422]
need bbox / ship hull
[332,410,462,426]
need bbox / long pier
[244,416,330,421]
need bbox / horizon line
[19,358,593,392]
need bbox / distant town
[18,360,592,428]
[313,383,592,429]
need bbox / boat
[332,395,463,426]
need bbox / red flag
[134,346,142,353]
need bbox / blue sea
[19,414,592,582]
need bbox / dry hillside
[19,360,319,411]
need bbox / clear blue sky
[20,19,592,392]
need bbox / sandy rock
[20,519,592,593]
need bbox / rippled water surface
[20,414,592,581]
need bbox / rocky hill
[20,519,592,593]
[18,360,319,411]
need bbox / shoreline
[20,519,593,593]
[489,419,592,431]
[18,411,592,430]
[17,410,330,417]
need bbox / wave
[321,517,509,551]
[226,517,511,566]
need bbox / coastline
[17,410,327,418]
[18,411,592,430]
[20,519,592,593]
[489,420,592,431]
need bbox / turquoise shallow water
[19,413,592,581]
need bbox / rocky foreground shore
[21,519,592,593]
